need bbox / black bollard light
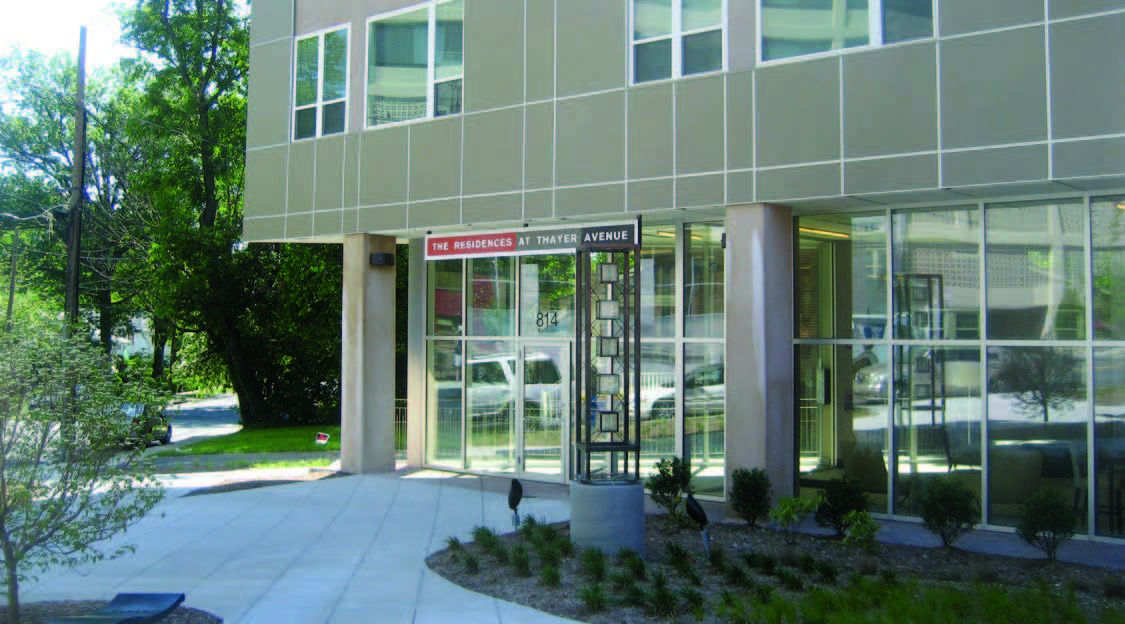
[508,478,524,529]
[686,492,710,557]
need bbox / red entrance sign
[427,233,518,257]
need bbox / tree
[0,310,165,624]
[994,347,1083,423]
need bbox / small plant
[729,467,773,528]
[858,557,879,576]
[679,586,705,613]
[743,551,777,576]
[751,584,777,605]
[610,570,634,589]
[879,568,898,585]
[557,538,575,558]
[471,525,501,552]
[511,544,531,577]
[535,542,562,567]
[1016,488,1077,562]
[651,569,669,590]
[723,563,753,588]
[797,552,818,574]
[776,568,805,592]
[647,456,694,519]
[972,565,999,585]
[519,515,540,540]
[665,542,693,575]
[843,509,881,552]
[540,563,562,587]
[815,477,870,537]
[647,579,679,617]
[581,546,608,581]
[619,580,647,607]
[815,560,839,584]
[462,552,481,574]
[707,544,728,572]
[919,475,981,547]
[684,567,702,587]
[1103,576,1125,600]
[445,536,463,551]
[620,549,647,580]
[580,583,608,613]
[770,495,821,542]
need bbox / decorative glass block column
[575,243,642,482]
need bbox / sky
[0,0,135,69]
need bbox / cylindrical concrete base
[570,481,646,556]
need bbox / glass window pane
[1092,195,1125,340]
[639,343,676,479]
[883,0,933,43]
[796,213,888,340]
[467,257,516,336]
[761,0,870,62]
[368,8,429,126]
[434,79,462,117]
[436,0,464,82]
[797,344,890,513]
[682,0,722,31]
[322,28,348,102]
[685,343,725,498]
[892,207,980,340]
[466,341,517,472]
[295,36,319,107]
[641,224,677,338]
[321,101,345,135]
[294,107,317,140]
[429,259,463,336]
[986,200,1087,340]
[427,339,463,468]
[682,29,722,75]
[684,222,724,338]
[892,346,982,517]
[634,0,672,39]
[987,346,1088,530]
[634,39,672,83]
[1094,346,1125,538]
[520,254,575,337]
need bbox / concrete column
[725,203,795,497]
[341,234,396,473]
[406,238,427,467]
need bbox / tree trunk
[215,316,267,427]
[151,317,170,380]
[5,551,20,624]
[97,287,114,355]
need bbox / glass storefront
[425,221,727,497]
[796,195,1125,538]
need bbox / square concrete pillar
[341,234,397,473]
[725,203,795,498]
[406,238,427,467]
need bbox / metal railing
[395,398,408,460]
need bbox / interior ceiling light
[799,226,850,239]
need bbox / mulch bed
[427,515,1125,624]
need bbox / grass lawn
[159,425,342,455]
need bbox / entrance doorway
[519,343,570,481]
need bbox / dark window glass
[635,39,673,83]
[321,101,345,135]
[683,29,722,75]
[294,108,317,140]
[883,0,933,43]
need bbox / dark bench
[45,593,185,624]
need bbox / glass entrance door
[519,343,570,481]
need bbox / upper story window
[759,0,932,63]
[294,26,349,140]
[632,0,725,84]
[367,0,463,128]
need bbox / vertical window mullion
[870,0,885,46]
[427,3,437,118]
[672,1,683,79]
[316,34,325,137]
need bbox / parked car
[435,352,565,426]
[122,403,172,446]
[641,363,725,420]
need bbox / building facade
[244,0,1125,540]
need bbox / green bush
[815,477,870,537]
[580,583,607,613]
[1016,488,1077,562]
[511,544,531,577]
[619,580,647,607]
[843,509,881,552]
[770,495,821,541]
[729,467,773,528]
[919,475,981,547]
[619,548,647,580]
[462,552,480,574]
[580,546,607,582]
[540,563,561,587]
[646,456,693,519]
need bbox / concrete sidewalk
[21,469,1125,623]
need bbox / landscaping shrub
[770,495,821,542]
[843,509,881,552]
[445,536,462,551]
[619,581,646,607]
[620,549,647,580]
[511,544,531,577]
[665,542,692,575]
[1104,576,1125,600]
[647,572,678,617]
[1016,488,1077,562]
[776,568,805,592]
[646,456,693,519]
[729,467,773,528]
[540,563,561,587]
[580,583,607,613]
[580,546,608,582]
[815,560,839,584]
[707,545,728,572]
[919,475,981,547]
[462,552,481,574]
[815,477,870,537]
[679,587,705,613]
[471,525,501,552]
[722,563,752,588]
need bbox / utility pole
[64,26,87,333]
[5,229,16,332]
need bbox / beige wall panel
[555,184,625,217]
[245,145,289,219]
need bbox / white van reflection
[435,353,565,428]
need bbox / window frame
[629,0,729,85]
[756,0,933,66]
[292,24,351,141]
[365,0,464,130]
